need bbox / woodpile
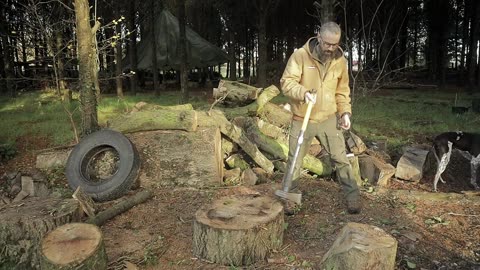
[107,80,334,186]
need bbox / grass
[0,87,479,157]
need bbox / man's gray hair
[319,22,341,36]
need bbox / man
[280,21,361,214]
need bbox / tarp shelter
[129,9,229,71]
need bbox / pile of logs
[108,80,334,186]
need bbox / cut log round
[41,223,107,270]
[0,198,82,269]
[193,195,283,266]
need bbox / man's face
[317,31,340,59]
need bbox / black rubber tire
[66,129,141,202]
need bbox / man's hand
[305,91,316,104]
[339,113,351,130]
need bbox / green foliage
[0,143,16,162]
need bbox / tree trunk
[127,1,137,95]
[178,0,189,103]
[151,0,160,95]
[114,4,123,98]
[257,14,268,87]
[75,0,100,135]
[0,198,82,269]
[467,0,480,92]
[41,223,107,270]
[228,31,237,81]
[193,195,283,265]
[86,189,152,226]
[108,109,198,133]
[319,0,336,23]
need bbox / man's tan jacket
[280,37,351,122]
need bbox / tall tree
[178,0,189,102]
[74,0,100,135]
[466,0,480,91]
[251,0,280,87]
[127,1,138,95]
[425,0,452,87]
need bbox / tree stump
[0,198,82,269]
[193,195,283,266]
[41,223,107,270]
[321,222,397,270]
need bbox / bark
[178,0,189,102]
[228,30,237,81]
[193,195,283,265]
[75,0,100,135]
[41,223,106,270]
[151,0,160,95]
[0,198,82,269]
[87,189,152,226]
[127,1,138,95]
[114,4,124,98]
[0,4,14,97]
[129,128,224,188]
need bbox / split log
[223,102,292,128]
[236,117,332,176]
[220,84,282,120]
[221,137,238,156]
[129,128,223,187]
[0,198,82,269]
[345,131,367,155]
[73,186,97,217]
[108,110,198,133]
[358,154,396,186]
[213,80,261,105]
[225,154,250,170]
[193,195,283,265]
[198,110,274,173]
[40,223,107,270]
[321,222,397,270]
[36,148,72,170]
[86,189,152,226]
[395,147,430,182]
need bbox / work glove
[339,113,351,130]
[304,90,317,104]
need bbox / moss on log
[236,117,332,176]
[108,110,198,133]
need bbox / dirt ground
[1,132,480,270]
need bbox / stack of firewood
[108,79,334,186]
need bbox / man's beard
[315,45,334,62]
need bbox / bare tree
[74,0,100,135]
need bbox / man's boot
[346,196,361,214]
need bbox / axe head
[274,189,302,205]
